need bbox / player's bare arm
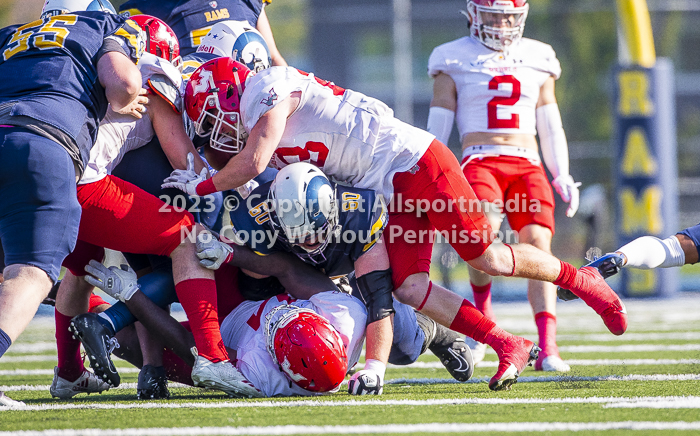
[430,73,457,111]
[148,93,207,174]
[212,92,299,191]
[354,236,394,367]
[97,51,144,117]
[256,8,287,67]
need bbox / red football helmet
[130,14,181,68]
[265,306,348,392]
[184,57,253,154]
[466,0,529,51]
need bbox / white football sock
[618,235,686,269]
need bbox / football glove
[84,260,139,303]
[348,369,383,395]
[161,152,209,196]
[196,232,235,270]
[552,174,582,218]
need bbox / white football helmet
[197,20,272,73]
[268,163,340,265]
[465,0,529,51]
[42,0,117,18]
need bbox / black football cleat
[69,313,121,387]
[416,311,474,382]
[137,365,170,400]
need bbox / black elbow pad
[357,268,395,324]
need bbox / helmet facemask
[195,93,248,154]
[267,182,340,265]
[467,1,528,51]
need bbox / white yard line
[1,395,699,412]
[401,358,700,369]
[2,421,700,435]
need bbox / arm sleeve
[427,106,455,145]
[537,103,569,179]
[95,36,130,63]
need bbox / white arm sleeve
[536,103,569,179]
[427,106,455,145]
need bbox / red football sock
[553,261,578,290]
[471,282,496,322]
[88,294,109,313]
[449,299,500,344]
[162,348,194,386]
[535,311,559,357]
[174,279,228,363]
[55,309,84,381]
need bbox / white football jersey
[240,67,435,200]
[428,37,561,139]
[80,54,184,185]
[219,291,367,397]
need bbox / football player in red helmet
[183,57,252,154]
[166,54,627,391]
[428,0,581,372]
[267,307,348,393]
[129,14,181,68]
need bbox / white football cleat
[50,367,111,399]
[536,355,571,372]
[0,391,24,407]
[190,349,263,398]
[464,336,487,366]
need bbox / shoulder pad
[139,53,184,112]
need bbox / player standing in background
[0,0,145,407]
[427,0,579,372]
[119,0,287,65]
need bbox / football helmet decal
[41,0,116,18]
[129,15,181,68]
[265,305,348,392]
[465,0,529,51]
[197,20,272,73]
[184,57,253,153]
[268,163,340,265]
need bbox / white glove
[161,152,209,196]
[348,359,385,395]
[348,369,383,395]
[235,179,259,200]
[552,174,582,218]
[84,260,139,303]
[196,232,234,270]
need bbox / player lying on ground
[200,161,474,394]
[427,0,577,373]
[164,57,628,389]
[74,241,358,397]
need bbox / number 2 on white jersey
[487,75,521,129]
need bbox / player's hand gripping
[552,174,582,218]
[84,260,139,303]
[161,152,209,196]
[196,232,234,270]
[348,369,384,395]
[113,88,149,119]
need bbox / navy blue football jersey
[226,181,388,279]
[181,51,217,82]
[120,0,269,56]
[0,12,142,168]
